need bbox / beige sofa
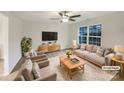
[74,44,114,67]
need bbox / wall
[69,12,124,48]
[23,21,71,50]
[0,17,3,58]
[0,13,9,75]
[1,12,23,74]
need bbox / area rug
[48,51,118,81]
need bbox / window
[79,27,87,44]
[79,24,102,46]
[89,24,101,46]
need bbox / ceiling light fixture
[62,18,69,22]
[61,15,69,22]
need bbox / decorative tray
[70,58,79,64]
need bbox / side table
[111,57,124,77]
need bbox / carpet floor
[47,50,118,81]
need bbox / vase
[24,52,29,57]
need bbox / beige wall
[23,21,71,50]
[1,12,23,74]
[0,13,9,75]
[0,17,2,58]
[69,12,124,48]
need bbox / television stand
[37,43,61,53]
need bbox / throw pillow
[80,44,87,50]
[92,45,98,53]
[86,45,93,52]
[32,62,41,79]
[96,47,105,57]
[21,59,34,81]
[104,48,113,57]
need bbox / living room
[0,11,124,81]
[1,0,124,93]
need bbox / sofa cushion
[74,50,90,58]
[32,62,41,79]
[86,45,93,52]
[96,47,105,57]
[82,51,91,58]
[80,44,87,50]
[92,45,98,53]
[87,53,105,66]
[39,66,55,80]
[104,48,113,57]
[21,59,34,81]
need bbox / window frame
[79,26,88,44]
[79,24,102,46]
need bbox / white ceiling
[13,11,115,23]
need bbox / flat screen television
[42,31,58,41]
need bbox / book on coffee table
[70,58,79,64]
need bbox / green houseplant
[66,50,72,58]
[21,37,32,56]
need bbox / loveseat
[74,44,114,67]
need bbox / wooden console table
[37,43,61,53]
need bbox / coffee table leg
[68,70,72,79]
[60,61,61,67]
[82,65,84,73]
[80,65,84,73]
[120,64,124,78]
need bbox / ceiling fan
[50,11,81,23]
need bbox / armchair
[27,51,49,68]
[6,59,56,81]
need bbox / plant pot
[24,52,29,57]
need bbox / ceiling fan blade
[69,18,75,21]
[50,18,61,20]
[70,15,81,18]
[63,11,70,13]
[59,12,63,17]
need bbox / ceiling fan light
[62,18,68,22]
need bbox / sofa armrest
[105,53,115,66]
[38,60,49,68]
[36,51,45,55]
[34,73,57,81]
[27,54,47,61]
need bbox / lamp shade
[72,40,78,49]
[114,45,124,53]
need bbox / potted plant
[66,50,72,58]
[21,37,32,57]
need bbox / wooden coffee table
[59,55,87,79]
